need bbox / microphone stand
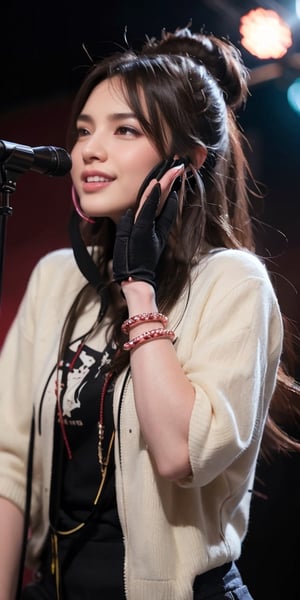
[0,149,33,305]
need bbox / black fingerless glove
[112,183,178,289]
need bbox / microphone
[0,139,72,176]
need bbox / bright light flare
[240,8,293,59]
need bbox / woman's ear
[193,145,207,169]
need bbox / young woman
[0,26,299,600]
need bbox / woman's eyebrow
[77,112,137,122]
[76,113,92,123]
[109,112,137,120]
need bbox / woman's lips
[81,173,115,193]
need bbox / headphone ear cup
[171,172,183,192]
[168,157,190,192]
[134,159,171,209]
[135,156,190,209]
[168,157,190,171]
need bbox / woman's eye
[116,125,140,136]
[76,127,90,138]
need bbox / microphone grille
[49,146,72,176]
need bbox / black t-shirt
[46,340,126,599]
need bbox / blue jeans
[193,562,253,599]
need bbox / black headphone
[135,156,190,206]
[69,156,190,317]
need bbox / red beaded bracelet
[121,312,168,334]
[123,328,175,351]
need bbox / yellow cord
[56,431,115,536]
[49,430,116,598]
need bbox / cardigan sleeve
[0,259,42,516]
[176,252,283,487]
[0,248,82,516]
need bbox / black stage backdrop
[1,1,300,596]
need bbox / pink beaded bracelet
[123,328,175,351]
[121,312,168,334]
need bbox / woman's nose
[82,135,108,163]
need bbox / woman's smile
[81,169,116,193]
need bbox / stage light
[240,8,293,59]
[287,77,300,115]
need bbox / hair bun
[143,27,249,110]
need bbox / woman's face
[71,76,163,223]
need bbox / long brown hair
[61,27,299,457]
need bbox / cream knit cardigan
[0,247,282,599]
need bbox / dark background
[0,1,300,597]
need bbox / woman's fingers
[134,163,185,222]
